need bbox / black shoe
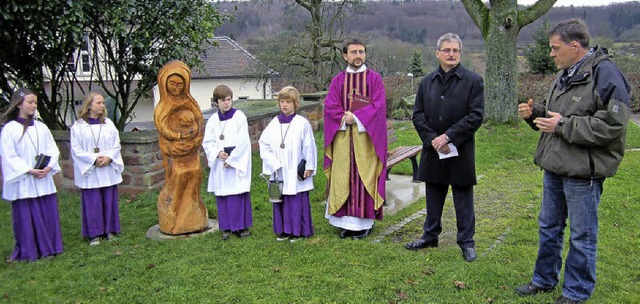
[515,282,554,296]
[555,295,585,304]
[461,247,477,262]
[351,229,371,240]
[404,239,438,251]
[339,229,353,239]
[221,231,231,241]
[237,229,251,238]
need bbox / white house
[152,36,275,112]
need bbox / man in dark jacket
[405,33,484,262]
[515,19,630,304]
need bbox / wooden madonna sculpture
[154,60,208,235]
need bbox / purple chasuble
[324,69,388,219]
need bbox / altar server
[71,92,124,246]
[259,86,317,242]
[203,85,253,240]
[0,88,63,261]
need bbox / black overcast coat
[412,64,485,186]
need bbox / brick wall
[0,101,323,195]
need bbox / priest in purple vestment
[324,38,388,240]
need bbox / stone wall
[0,101,323,195]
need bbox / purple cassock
[216,192,253,232]
[81,185,121,238]
[11,194,64,261]
[272,191,314,237]
[324,69,388,220]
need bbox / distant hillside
[214,0,640,47]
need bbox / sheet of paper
[437,143,459,159]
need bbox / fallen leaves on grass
[146,264,156,270]
[422,266,435,275]
[485,297,494,303]
[406,277,418,285]
[113,250,123,256]
[454,281,466,289]
[395,289,409,300]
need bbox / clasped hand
[28,166,51,178]
[94,155,112,167]
[431,134,450,154]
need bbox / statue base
[146,219,219,241]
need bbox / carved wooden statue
[154,60,208,234]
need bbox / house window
[238,96,249,100]
[68,34,91,75]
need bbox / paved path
[375,112,640,245]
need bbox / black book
[224,146,236,155]
[34,154,51,170]
[297,159,306,181]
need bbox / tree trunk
[484,0,520,123]
[462,0,557,123]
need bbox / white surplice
[258,115,317,195]
[70,118,124,189]
[1,120,60,200]
[202,110,252,195]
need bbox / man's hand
[431,134,449,152]
[533,111,562,133]
[518,98,534,119]
[344,111,355,125]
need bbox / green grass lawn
[1,121,639,303]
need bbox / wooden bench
[386,121,422,182]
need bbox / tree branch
[461,0,490,38]
[518,0,557,29]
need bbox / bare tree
[255,0,363,92]
[461,0,557,122]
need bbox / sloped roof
[192,36,274,79]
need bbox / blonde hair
[277,86,301,111]
[77,92,107,123]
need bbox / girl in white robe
[203,85,252,240]
[0,88,63,261]
[259,86,317,242]
[70,92,124,246]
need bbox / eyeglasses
[439,48,460,54]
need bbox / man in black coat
[405,33,485,262]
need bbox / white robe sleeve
[0,123,31,183]
[102,119,124,174]
[203,115,223,168]
[258,118,282,175]
[224,112,251,177]
[40,122,61,174]
[71,121,98,176]
[301,119,318,176]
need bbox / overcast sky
[518,0,638,6]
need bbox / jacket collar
[431,63,465,80]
